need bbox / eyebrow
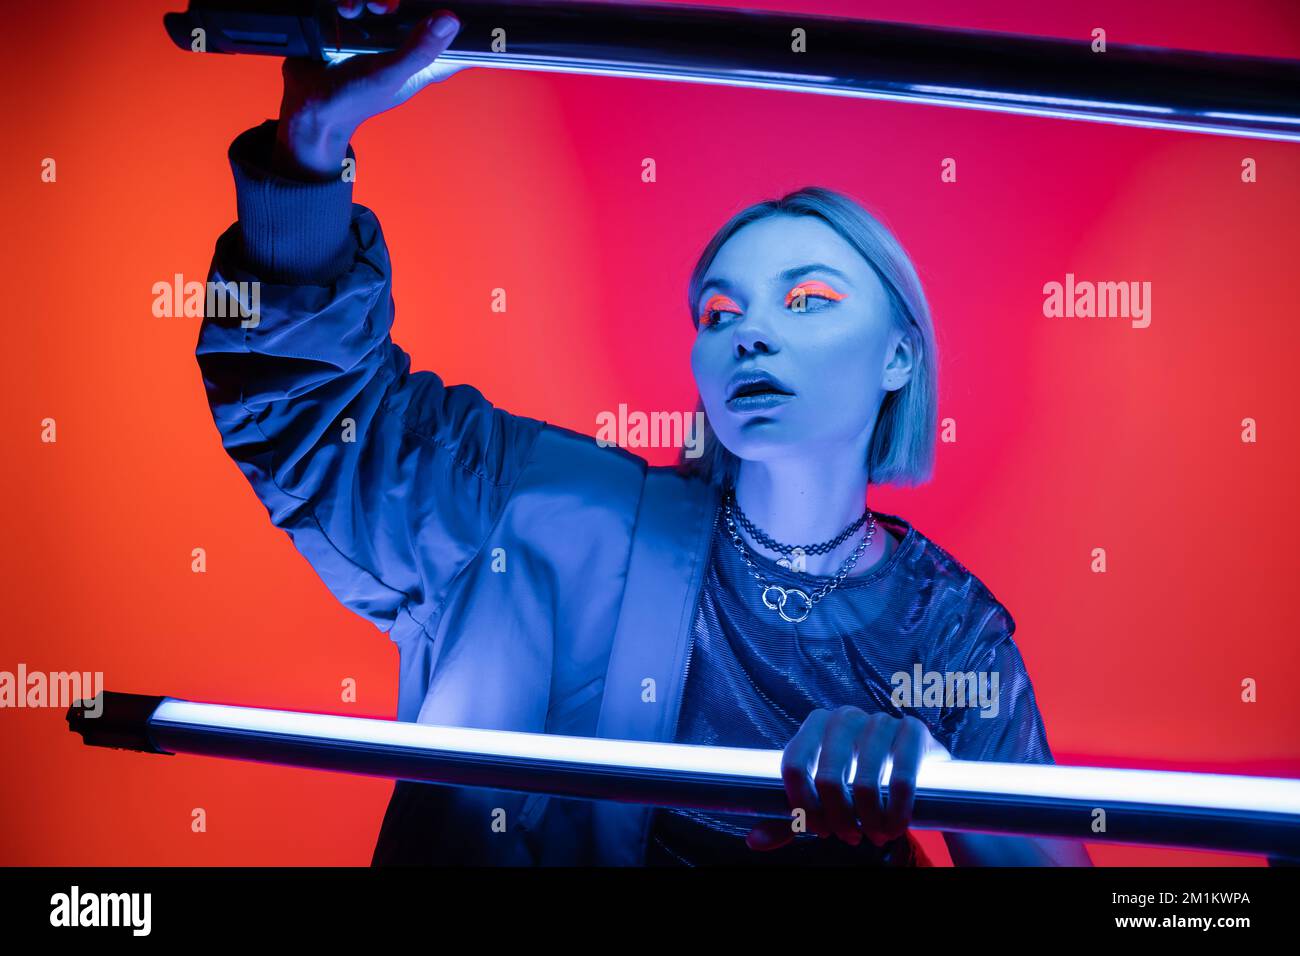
[697,262,852,304]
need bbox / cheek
[799,331,865,385]
[689,338,722,398]
[797,326,884,414]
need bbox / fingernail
[432,13,459,37]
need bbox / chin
[714,425,801,462]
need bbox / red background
[4,0,1299,866]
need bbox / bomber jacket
[197,122,732,864]
[197,122,1031,865]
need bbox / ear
[881,331,916,392]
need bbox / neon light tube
[67,692,1300,857]
[161,1,1300,143]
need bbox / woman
[197,2,1091,866]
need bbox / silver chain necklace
[721,490,877,624]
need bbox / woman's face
[690,214,910,468]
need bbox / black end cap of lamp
[66,691,173,755]
[164,3,324,58]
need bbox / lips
[726,369,796,403]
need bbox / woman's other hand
[274,2,463,179]
[747,706,951,851]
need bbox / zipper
[667,498,721,743]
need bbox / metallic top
[646,509,1055,866]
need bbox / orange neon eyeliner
[698,293,741,326]
[785,280,847,308]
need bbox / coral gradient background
[3,0,1298,865]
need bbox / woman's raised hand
[747,705,952,851]
[273,2,463,179]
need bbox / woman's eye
[786,282,847,311]
[698,295,742,329]
[791,295,830,312]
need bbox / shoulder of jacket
[902,524,1019,655]
[510,422,650,514]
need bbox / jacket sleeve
[938,603,1057,765]
[196,121,546,634]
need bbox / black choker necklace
[725,486,870,556]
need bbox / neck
[732,450,890,577]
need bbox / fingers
[364,10,462,100]
[813,706,870,846]
[850,713,899,846]
[341,1,401,21]
[772,708,939,855]
[878,716,926,842]
[746,818,796,852]
[781,709,830,837]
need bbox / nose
[731,312,781,359]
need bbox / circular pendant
[761,585,812,623]
[779,587,812,623]
[761,585,786,612]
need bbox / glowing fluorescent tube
[163,0,1300,142]
[66,692,1300,858]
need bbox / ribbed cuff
[228,120,356,284]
